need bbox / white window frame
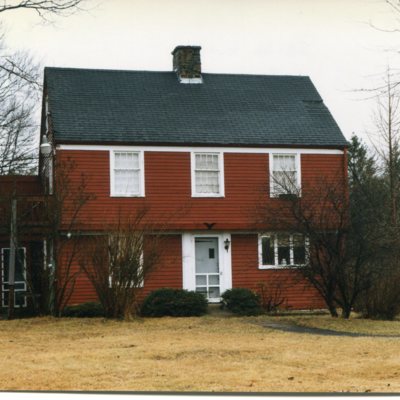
[269,153,301,198]
[1,247,27,308]
[191,151,225,197]
[110,150,145,197]
[258,233,309,269]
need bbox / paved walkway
[262,321,400,338]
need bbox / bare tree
[0,0,90,173]
[79,209,164,320]
[0,32,39,174]
[258,156,386,318]
[368,69,400,226]
[0,0,86,19]
[7,155,96,316]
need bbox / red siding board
[57,149,343,309]
[59,150,345,231]
[63,235,182,306]
[231,234,325,310]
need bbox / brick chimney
[172,45,202,83]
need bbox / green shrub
[62,302,104,318]
[141,288,208,317]
[221,288,262,316]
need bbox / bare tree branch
[0,0,85,19]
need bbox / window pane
[277,234,290,266]
[195,153,219,170]
[293,234,306,265]
[261,236,275,265]
[195,287,207,295]
[194,153,221,194]
[115,170,139,194]
[272,155,297,195]
[209,275,220,285]
[208,287,220,298]
[195,171,219,194]
[273,171,297,194]
[15,292,26,307]
[2,249,25,283]
[196,275,207,286]
[274,155,295,171]
[115,152,139,169]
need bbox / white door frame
[182,232,232,302]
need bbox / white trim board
[182,232,232,302]
[57,144,344,155]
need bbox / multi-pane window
[271,154,299,196]
[259,233,308,268]
[192,152,223,196]
[111,151,143,196]
[1,248,27,307]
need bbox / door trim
[182,232,232,302]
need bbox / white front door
[182,232,232,302]
[195,237,221,302]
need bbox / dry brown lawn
[0,315,400,393]
[273,313,400,335]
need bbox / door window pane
[195,239,219,273]
[208,275,220,285]
[195,238,221,300]
[195,287,207,295]
[196,275,207,286]
[208,287,220,298]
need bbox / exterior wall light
[224,238,231,252]
[40,136,52,156]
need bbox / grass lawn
[0,314,400,392]
[271,313,400,335]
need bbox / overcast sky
[4,0,400,143]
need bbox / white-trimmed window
[270,153,301,197]
[110,150,144,197]
[1,247,27,307]
[191,152,224,197]
[259,233,308,269]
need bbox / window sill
[258,265,303,270]
[192,194,225,198]
[270,193,301,199]
[110,194,145,198]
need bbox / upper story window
[110,150,144,197]
[259,233,308,269]
[270,153,301,197]
[191,152,224,197]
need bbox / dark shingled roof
[44,67,347,147]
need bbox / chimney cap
[172,45,202,55]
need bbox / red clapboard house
[2,45,348,311]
